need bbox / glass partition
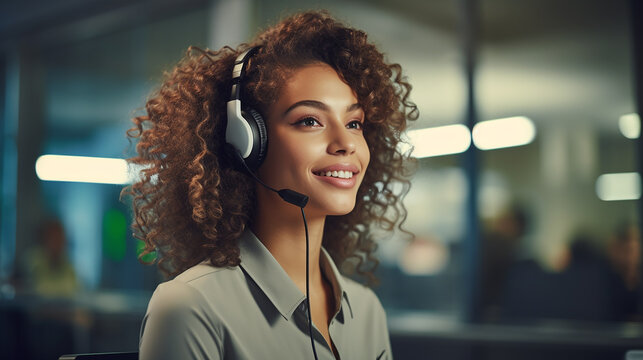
[476,0,639,324]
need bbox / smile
[312,170,358,189]
[313,170,354,179]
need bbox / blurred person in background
[13,218,86,359]
[20,218,79,297]
[606,223,640,321]
[607,223,640,291]
[479,204,529,321]
[553,235,617,322]
[500,231,636,323]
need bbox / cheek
[286,139,326,171]
[359,137,371,169]
[264,132,320,173]
[264,127,293,163]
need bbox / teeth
[316,170,354,179]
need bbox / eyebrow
[283,100,362,116]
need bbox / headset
[226,46,268,171]
[225,47,307,207]
[225,46,319,360]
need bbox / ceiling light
[36,155,130,185]
[401,124,471,158]
[472,116,536,150]
[619,113,640,139]
[596,172,641,201]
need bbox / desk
[389,311,643,360]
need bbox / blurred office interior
[1,0,642,359]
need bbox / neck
[252,186,326,294]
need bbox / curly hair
[123,10,418,284]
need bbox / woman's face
[257,63,370,216]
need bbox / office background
[1,0,642,359]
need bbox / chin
[327,208,354,216]
[315,198,357,216]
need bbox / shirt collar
[320,247,353,319]
[238,229,305,320]
[238,229,353,320]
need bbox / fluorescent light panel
[472,116,536,150]
[36,155,130,185]
[619,113,640,139]
[403,124,471,158]
[596,172,641,201]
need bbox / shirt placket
[293,301,339,360]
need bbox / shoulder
[140,263,240,359]
[148,262,241,315]
[174,261,233,285]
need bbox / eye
[347,120,364,130]
[294,116,322,127]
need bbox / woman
[125,10,417,360]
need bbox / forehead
[278,63,357,103]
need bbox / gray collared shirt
[139,229,392,360]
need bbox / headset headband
[230,46,261,102]
[226,46,263,160]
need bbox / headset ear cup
[242,107,268,169]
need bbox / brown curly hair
[123,10,418,284]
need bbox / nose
[327,126,356,156]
